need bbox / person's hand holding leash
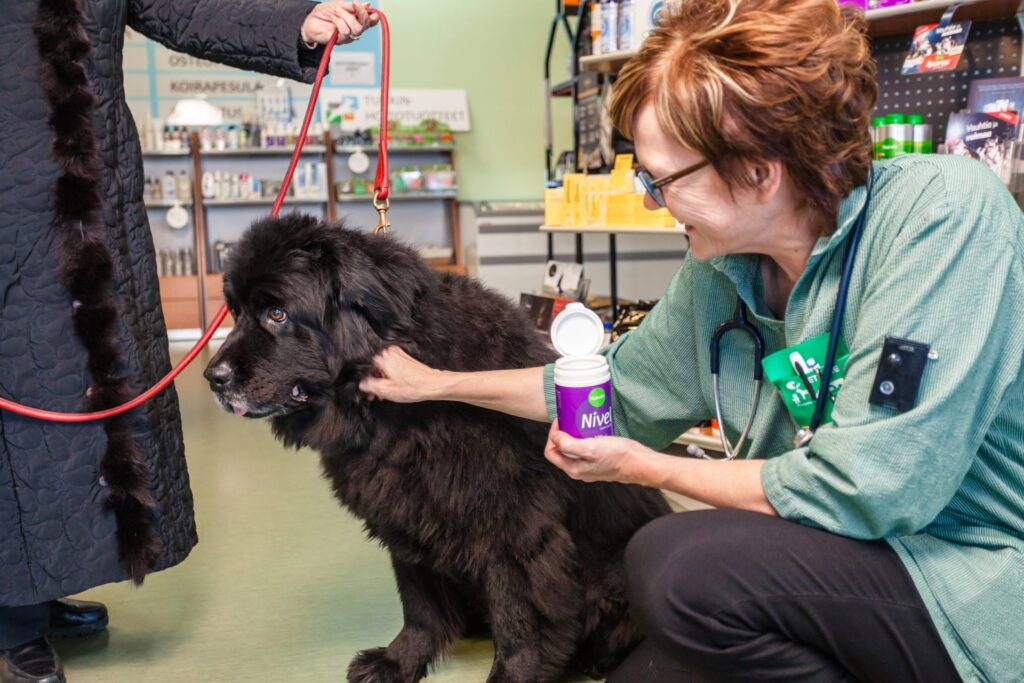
[544,420,662,486]
[301,1,378,45]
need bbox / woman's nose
[642,191,662,212]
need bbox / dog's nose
[204,363,234,388]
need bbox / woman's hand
[544,420,663,486]
[301,1,378,46]
[359,346,443,403]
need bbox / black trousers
[608,510,961,683]
[0,604,48,650]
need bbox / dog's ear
[339,281,401,341]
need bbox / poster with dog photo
[901,20,972,75]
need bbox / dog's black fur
[205,215,670,683]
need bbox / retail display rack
[143,131,462,332]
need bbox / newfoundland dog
[204,215,670,682]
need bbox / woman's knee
[623,510,775,641]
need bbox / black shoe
[48,599,108,639]
[0,637,65,683]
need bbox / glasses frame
[637,159,710,207]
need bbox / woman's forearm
[644,452,778,515]
[430,367,550,423]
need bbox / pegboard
[872,17,1022,147]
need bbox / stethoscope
[694,169,874,460]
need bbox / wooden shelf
[674,428,724,454]
[579,49,637,74]
[540,224,687,236]
[203,196,328,207]
[336,191,457,203]
[145,199,192,208]
[336,143,454,154]
[158,275,200,329]
[426,261,467,275]
[143,146,326,157]
[550,79,575,97]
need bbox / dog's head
[203,214,426,421]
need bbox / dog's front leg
[348,558,467,683]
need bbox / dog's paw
[347,647,406,683]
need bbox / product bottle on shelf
[882,113,909,158]
[201,172,214,200]
[161,170,177,201]
[591,1,603,56]
[618,0,635,52]
[200,126,213,151]
[871,116,885,160]
[909,114,933,154]
[601,0,619,55]
[176,171,192,202]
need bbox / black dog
[204,215,670,682]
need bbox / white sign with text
[322,88,471,131]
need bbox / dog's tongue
[232,405,248,417]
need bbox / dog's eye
[268,308,288,324]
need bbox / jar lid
[908,114,924,124]
[550,302,604,357]
[886,113,906,124]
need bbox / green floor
[56,344,564,682]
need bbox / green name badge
[761,332,850,429]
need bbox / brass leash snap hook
[373,192,391,235]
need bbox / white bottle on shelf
[201,172,215,200]
[601,0,619,55]
[161,171,177,201]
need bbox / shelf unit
[143,131,462,333]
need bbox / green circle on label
[588,387,607,408]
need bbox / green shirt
[544,156,1024,682]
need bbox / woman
[0,2,374,682]
[360,0,1024,681]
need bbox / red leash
[0,12,391,423]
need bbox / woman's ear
[747,159,784,202]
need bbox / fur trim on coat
[32,0,161,584]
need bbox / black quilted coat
[0,0,324,607]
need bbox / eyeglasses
[637,159,710,208]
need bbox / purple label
[556,381,615,438]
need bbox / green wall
[384,1,575,201]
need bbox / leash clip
[373,192,391,235]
